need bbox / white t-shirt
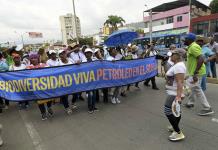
[46,59,59,67]
[165,62,186,96]
[132,54,138,59]
[58,59,73,66]
[9,64,26,71]
[70,51,87,63]
[107,55,121,61]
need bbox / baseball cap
[185,33,196,41]
[58,49,65,54]
[15,44,24,51]
[84,48,93,53]
[48,50,57,55]
[94,48,100,53]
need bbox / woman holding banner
[107,48,121,104]
[26,52,54,121]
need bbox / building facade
[190,13,218,38]
[143,0,211,36]
[60,13,81,45]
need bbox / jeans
[144,76,158,88]
[113,87,120,98]
[87,91,96,111]
[201,75,207,91]
[61,95,69,109]
[38,101,52,114]
[0,99,9,106]
[210,61,217,78]
[187,76,211,109]
[102,88,108,102]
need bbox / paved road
[0,78,218,150]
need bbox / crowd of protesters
[0,33,218,145]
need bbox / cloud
[0,0,212,43]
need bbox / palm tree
[104,15,126,32]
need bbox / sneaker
[167,125,174,132]
[111,97,116,104]
[66,108,72,115]
[71,104,77,109]
[198,108,214,116]
[88,109,94,114]
[47,108,54,117]
[94,108,99,112]
[116,98,121,104]
[169,131,185,141]
[41,114,48,121]
[184,103,194,108]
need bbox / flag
[28,32,43,38]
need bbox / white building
[59,13,81,45]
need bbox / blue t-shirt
[0,60,9,72]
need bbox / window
[211,19,218,33]
[196,21,209,35]
[144,22,148,28]
[166,16,174,24]
[177,16,183,22]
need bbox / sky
[0,0,212,44]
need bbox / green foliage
[104,15,125,32]
[68,37,94,46]
[210,0,218,14]
[136,29,144,34]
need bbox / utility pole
[189,0,192,32]
[149,9,153,44]
[72,0,79,44]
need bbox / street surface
[0,78,218,150]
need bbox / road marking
[19,110,46,150]
[211,118,218,124]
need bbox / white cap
[49,50,57,55]
[15,44,24,51]
[94,48,100,53]
[84,48,93,53]
[58,49,65,54]
[128,43,132,47]
[167,51,172,57]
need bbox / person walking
[164,50,186,141]
[184,33,214,116]
[195,36,215,91]
[207,37,218,78]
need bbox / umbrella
[104,29,138,47]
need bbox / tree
[68,37,94,46]
[104,15,125,32]
[210,0,218,14]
